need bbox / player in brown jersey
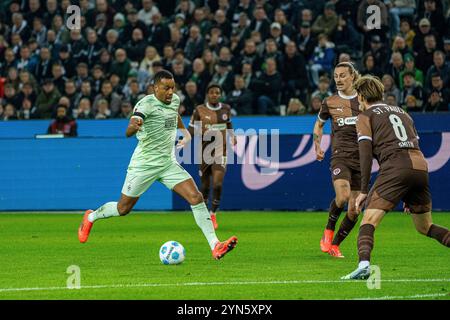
[342,75,450,280]
[188,83,236,230]
[313,62,362,258]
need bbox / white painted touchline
[0,279,449,293]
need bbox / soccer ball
[159,241,186,265]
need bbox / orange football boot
[320,229,334,253]
[212,236,238,260]
[78,210,94,243]
[328,245,345,258]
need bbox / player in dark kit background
[188,84,237,230]
[313,62,362,258]
[342,75,450,280]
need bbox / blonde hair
[353,75,385,103]
[334,61,360,83]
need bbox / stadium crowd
[0,0,449,121]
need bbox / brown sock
[427,224,450,247]
[358,224,375,262]
[211,184,222,213]
[332,214,358,245]
[326,200,344,231]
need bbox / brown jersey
[189,103,232,162]
[356,103,427,171]
[318,92,361,161]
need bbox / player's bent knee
[189,191,204,205]
[347,209,359,221]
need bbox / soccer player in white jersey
[78,70,238,260]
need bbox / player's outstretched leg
[342,209,385,280]
[412,212,450,247]
[78,195,138,243]
[173,179,237,260]
[329,191,360,258]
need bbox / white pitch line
[0,279,449,293]
[353,293,449,300]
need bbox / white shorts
[121,161,192,197]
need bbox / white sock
[191,202,219,250]
[358,260,370,269]
[88,202,120,222]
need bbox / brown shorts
[366,167,432,214]
[199,156,227,178]
[330,158,361,191]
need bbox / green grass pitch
[0,211,449,300]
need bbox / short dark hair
[153,70,174,84]
[207,83,223,93]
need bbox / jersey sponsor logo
[165,116,177,129]
[205,123,227,130]
[336,116,357,126]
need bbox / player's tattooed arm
[313,120,325,161]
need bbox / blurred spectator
[398,19,415,49]
[424,72,450,111]
[58,44,75,78]
[282,41,308,104]
[180,80,202,115]
[416,0,446,37]
[368,35,389,72]
[400,71,424,110]
[36,78,61,119]
[309,33,335,88]
[399,53,424,89]
[386,52,404,88]
[286,98,307,115]
[63,79,81,111]
[79,80,95,103]
[249,6,271,41]
[386,92,398,106]
[311,1,338,38]
[140,46,162,77]
[416,34,438,73]
[33,46,53,82]
[225,74,254,115]
[311,75,332,101]
[74,62,91,90]
[388,0,416,36]
[117,101,133,119]
[189,58,211,97]
[211,59,234,94]
[110,49,132,86]
[424,50,449,90]
[148,13,171,54]
[1,103,18,120]
[391,35,413,57]
[11,12,31,42]
[76,98,95,119]
[253,58,282,115]
[0,48,17,77]
[95,98,112,119]
[138,0,160,26]
[361,52,383,78]
[2,83,21,109]
[126,28,148,63]
[309,94,323,114]
[296,22,317,62]
[47,105,77,136]
[85,28,102,67]
[382,74,401,103]
[123,9,148,42]
[274,8,295,40]
[93,80,122,116]
[184,25,205,62]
